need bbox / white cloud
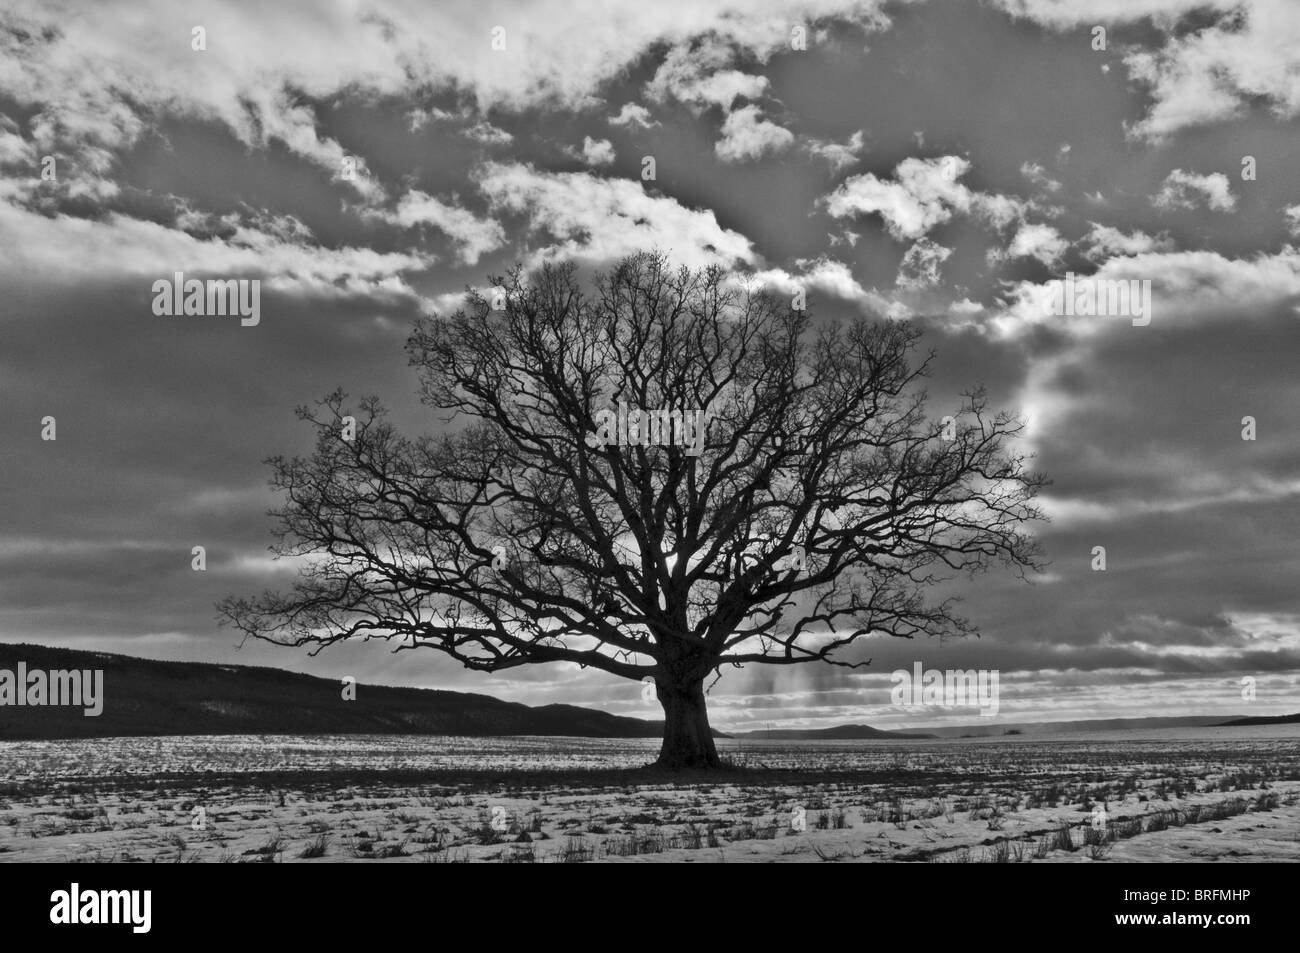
[1152,169,1237,212]
[979,191,1035,230]
[1081,223,1175,259]
[646,40,771,111]
[0,0,892,203]
[180,207,316,246]
[823,155,1028,241]
[404,106,455,132]
[806,130,865,171]
[1006,223,1068,266]
[463,121,515,146]
[402,107,513,146]
[1284,205,1300,238]
[373,191,505,265]
[575,136,617,167]
[993,1,1300,141]
[1124,1,1300,140]
[645,38,797,164]
[715,106,794,163]
[824,155,972,240]
[983,247,1300,339]
[609,103,658,129]
[474,162,756,270]
[896,238,953,289]
[948,297,985,316]
[0,115,35,167]
[1020,161,1061,192]
[992,0,1234,28]
[747,257,859,299]
[745,257,904,317]
[204,87,389,205]
[0,198,431,297]
[665,67,770,111]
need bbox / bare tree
[218,252,1045,770]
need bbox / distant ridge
[1216,712,1300,727]
[732,724,937,740]
[0,643,699,741]
[925,715,1230,737]
[733,714,1295,740]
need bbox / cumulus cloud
[992,0,1234,27]
[1081,223,1175,259]
[993,1,1300,141]
[1285,205,1300,238]
[896,238,953,289]
[824,155,972,240]
[743,256,892,313]
[823,155,1028,241]
[403,107,514,145]
[983,246,1300,339]
[0,198,431,296]
[828,229,860,248]
[1020,161,1061,192]
[371,191,505,265]
[1124,0,1300,140]
[806,130,865,171]
[463,121,515,146]
[0,0,891,205]
[1005,223,1068,266]
[0,116,35,167]
[474,162,755,269]
[608,103,658,129]
[645,35,774,112]
[714,106,794,163]
[645,36,799,164]
[1152,169,1237,212]
[573,136,616,167]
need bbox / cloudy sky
[3,0,1299,730]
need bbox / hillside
[732,724,937,740]
[0,643,673,740]
[1217,712,1300,727]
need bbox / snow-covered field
[1,726,1296,863]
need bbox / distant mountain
[733,724,937,740]
[1217,712,1300,727]
[734,714,1283,741]
[921,716,1248,737]
[0,643,697,741]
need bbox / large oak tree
[219,252,1045,769]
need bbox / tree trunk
[655,676,719,770]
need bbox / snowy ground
[1,727,1296,863]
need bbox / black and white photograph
[0,0,1296,921]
